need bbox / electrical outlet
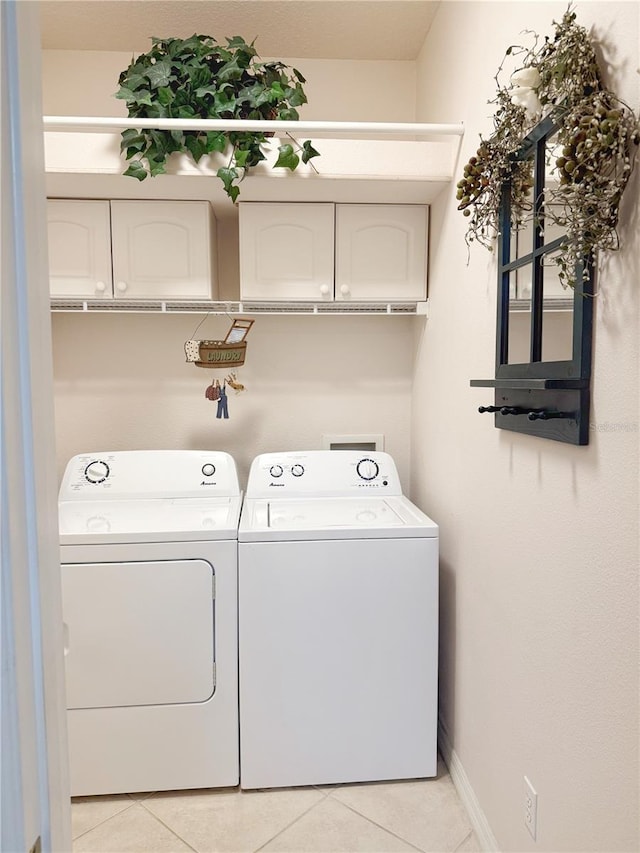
[524,776,538,840]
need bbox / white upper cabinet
[48,200,112,298]
[48,199,217,300]
[239,202,428,302]
[239,203,335,301]
[110,201,215,300]
[335,205,428,302]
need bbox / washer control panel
[246,451,403,498]
[59,450,240,500]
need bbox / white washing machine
[238,450,439,789]
[59,450,241,796]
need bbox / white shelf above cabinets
[43,130,461,212]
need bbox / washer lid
[239,495,438,542]
[59,495,242,545]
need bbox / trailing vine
[457,8,639,288]
[116,34,320,202]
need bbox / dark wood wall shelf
[471,114,594,447]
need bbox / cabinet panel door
[336,205,428,301]
[48,199,112,298]
[110,200,215,299]
[239,203,334,301]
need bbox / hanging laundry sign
[189,317,254,421]
[185,318,254,369]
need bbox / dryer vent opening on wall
[322,434,384,452]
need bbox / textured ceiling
[39,0,440,60]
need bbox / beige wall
[45,50,418,486]
[414,2,639,852]
[41,50,417,122]
[52,313,414,487]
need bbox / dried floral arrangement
[457,8,639,288]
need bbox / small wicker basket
[184,339,247,368]
[184,318,254,369]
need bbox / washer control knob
[356,458,379,481]
[291,464,305,477]
[84,460,110,484]
[270,465,283,478]
[202,463,216,477]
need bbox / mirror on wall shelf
[471,115,594,446]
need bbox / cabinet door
[48,199,112,298]
[110,200,216,299]
[239,203,334,301]
[336,205,428,301]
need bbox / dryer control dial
[270,465,284,478]
[202,463,216,477]
[356,458,379,481]
[291,464,305,477]
[84,460,110,484]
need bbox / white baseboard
[438,718,501,853]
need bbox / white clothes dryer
[238,450,439,790]
[59,450,241,796]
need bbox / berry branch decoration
[457,9,639,288]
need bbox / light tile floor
[71,757,480,853]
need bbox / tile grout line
[326,795,429,853]
[70,799,139,843]
[251,789,333,853]
[126,791,158,802]
[453,829,477,853]
[137,799,201,852]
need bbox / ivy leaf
[146,60,172,88]
[218,59,243,83]
[301,140,320,163]
[287,86,307,108]
[170,129,184,147]
[234,148,251,167]
[120,134,147,155]
[277,107,299,122]
[274,143,299,171]
[217,166,240,202]
[124,88,153,107]
[157,86,174,106]
[292,67,306,84]
[115,85,136,101]
[120,128,144,148]
[226,36,256,57]
[148,157,167,177]
[191,66,212,89]
[123,72,147,91]
[195,85,219,99]
[270,82,286,101]
[185,134,207,162]
[123,160,148,181]
[206,131,228,153]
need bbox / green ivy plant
[116,34,320,201]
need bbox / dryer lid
[59,496,242,544]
